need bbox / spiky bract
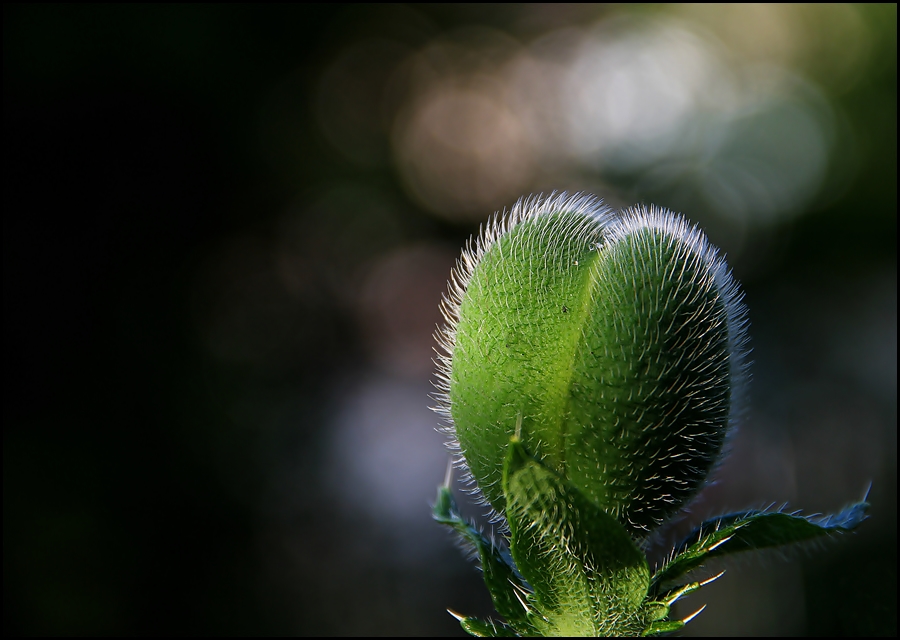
[434,193,749,536]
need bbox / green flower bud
[434,193,749,536]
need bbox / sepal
[433,484,536,635]
[502,438,650,636]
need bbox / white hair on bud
[431,192,615,518]
[612,206,751,422]
[432,195,750,528]
[609,204,751,527]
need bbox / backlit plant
[432,193,868,637]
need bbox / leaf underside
[651,501,870,593]
[435,447,869,637]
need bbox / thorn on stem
[707,535,734,552]
[861,481,873,502]
[444,458,454,487]
[682,604,707,624]
[700,570,726,587]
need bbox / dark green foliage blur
[3,5,895,636]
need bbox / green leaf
[432,484,536,635]
[456,615,519,637]
[502,438,651,636]
[651,501,870,592]
[643,619,687,636]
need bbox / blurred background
[3,4,895,636]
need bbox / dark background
[4,5,896,636]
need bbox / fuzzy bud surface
[435,194,749,535]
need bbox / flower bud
[434,193,749,536]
